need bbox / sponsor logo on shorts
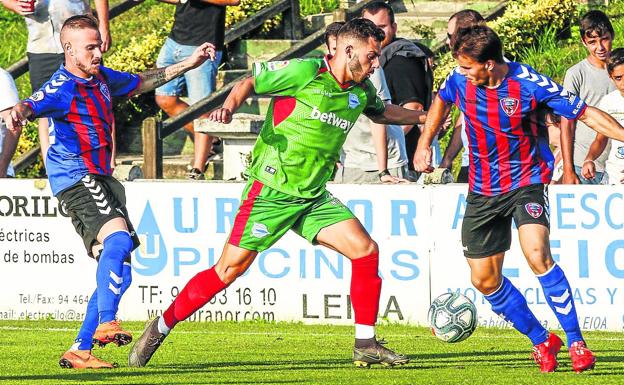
[348,93,360,109]
[251,223,271,238]
[265,166,276,175]
[525,202,543,219]
[500,97,519,117]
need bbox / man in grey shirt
[338,67,410,183]
[561,10,615,184]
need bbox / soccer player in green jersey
[129,18,426,369]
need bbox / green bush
[433,0,578,88]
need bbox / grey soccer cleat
[128,317,167,367]
[353,339,410,368]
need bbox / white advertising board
[1,180,623,331]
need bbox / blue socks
[75,262,133,350]
[537,264,583,347]
[485,277,548,346]
[96,231,133,324]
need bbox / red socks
[162,267,226,329]
[350,253,381,326]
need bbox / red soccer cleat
[93,320,133,347]
[59,350,114,369]
[532,333,563,373]
[569,341,596,373]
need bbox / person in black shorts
[7,15,215,368]
[414,25,624,373]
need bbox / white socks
[355,324,375,339]
[158,316,171,335]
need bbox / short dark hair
[607,48,624,74]
[449,9,484,31]
[580,10,614,40]
[361,1,395,24]
[338,18,385,45]
[324,21,345,47]
[61,14,99,33]
[452,25,504,64]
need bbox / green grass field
[0,321,623,385]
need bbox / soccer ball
[428,292,478,343]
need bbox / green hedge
[434,0,578,88]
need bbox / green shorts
[228,179,355,251]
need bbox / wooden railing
[141,0,380,178]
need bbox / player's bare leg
[129,243,257,367]
[518,224,595,372]
[156,95,213,179]
[316,218,408,367]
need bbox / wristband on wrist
[583,159,595,165]
[378,169,390,179]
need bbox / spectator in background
[155,0,240,180]
[1,0,110,165]
[560,10,615,184]
[323,23,410,183]
[324,21,343,56]
[439,9,485,183]
[599,48,624,184]
[0,68,20,177]
[362,1,434,180]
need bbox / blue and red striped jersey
[438,61,587,196]
[25,65,140,195]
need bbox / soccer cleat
[532,332,563,373]
[93,320,133,347]
[353,339,409,368]
[569,341,596,373]
[128,317,167,367]
[187,168,205,180]
[59,349,114,369]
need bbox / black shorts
[57,174,140,259]
[461,183,549,258]
[27,52,64,91]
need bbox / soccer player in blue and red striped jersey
[416,25,624,373]
[7,14,215,369]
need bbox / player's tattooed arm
[367,103,427,126]
[5,102,34,132]
[133,42,216,95]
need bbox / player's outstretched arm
[5,102,33,133]
[367,103,427,126]
[208,76,256,124]
[132,42,216,96]
[414,95,451,174]
[579,106,624,143]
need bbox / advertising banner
[1,180,623,331]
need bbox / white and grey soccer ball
[428,292,478,343]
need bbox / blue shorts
[155,37,222,103]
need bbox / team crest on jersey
[100,83,111,102]
[267,60,290,71]
[500,97,519,117]
[348,93,360,109]
[525,202,543,219]
[616,146,624,159]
